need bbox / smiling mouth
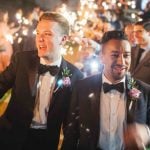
[39,45,46,49]
[113,65,127,72]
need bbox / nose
[117,54,125,65]
[37,34,44,42]
[133,31,139,39]
[39,35,44,42]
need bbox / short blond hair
[39,11,69,35]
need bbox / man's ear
[60,35,68,45]
[62,35,68,41]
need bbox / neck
[140,40,150,49]
[103,73,123,84]
[41,56,61,65]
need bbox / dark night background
[0,0,36,13]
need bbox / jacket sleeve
[0,53,17,98]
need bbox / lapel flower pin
[61,67,72,87]
[128,78,141,110]
[54,67,72,93]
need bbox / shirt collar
[102,73,125,84]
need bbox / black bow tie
[103,82,124,93]
[38,64,59,76]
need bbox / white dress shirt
[31,57,62,129]
[97,74,126,150]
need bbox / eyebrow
[111,50,119,53]
[111,51,131,53]
[36,30,53,33]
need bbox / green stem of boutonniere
[142,142,146,150]
[129,98,136,111]
[53,86,60,93]
[129,100,133,111]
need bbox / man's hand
[124,123,150,150]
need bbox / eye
[112,54,119,58]
[124,53,131,58]
[44,32,52,36]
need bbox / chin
[38,52,47,58]
[38,53,41,57]
[38,51,43,57]
[112,71,126,80]
[115,74,125,80]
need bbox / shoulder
[62,58,83,79]
[76,73,102,88]
[64,59,80,71]
[136,79,150,93]
[126,75,150,91]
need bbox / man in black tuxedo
[0,12,83,150]
[62,31,150,150]
[130,20,150,84]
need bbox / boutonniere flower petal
[61,67,72,87]
[62,76,71,87]
[128,78,141,110]
[128,88,141,99]
[54,67,72,93]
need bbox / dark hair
[101,30,128,44]
[39,11,69,35]
[134,20,150,31]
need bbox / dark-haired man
[62,31,150,150]
[0,11,83,150]
[131,20,150,84]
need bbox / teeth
[114,66,126,71]
[40,46,45,48]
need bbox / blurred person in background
[0,9,13,133]
[140,1,150,21]
[0,38,13,72]
[130,20,150,84]
[0,10,13,72]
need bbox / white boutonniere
[54,67,72,93]
[128,78,141,110]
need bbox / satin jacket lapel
[49,58,68,110]
[125,75,146,124]
[88,74,102,146]
[125,75,135,124]
[28,55,39,97]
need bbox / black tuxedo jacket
[0,51,83,149]
[62,73,150,150]
[130,46,150,84]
